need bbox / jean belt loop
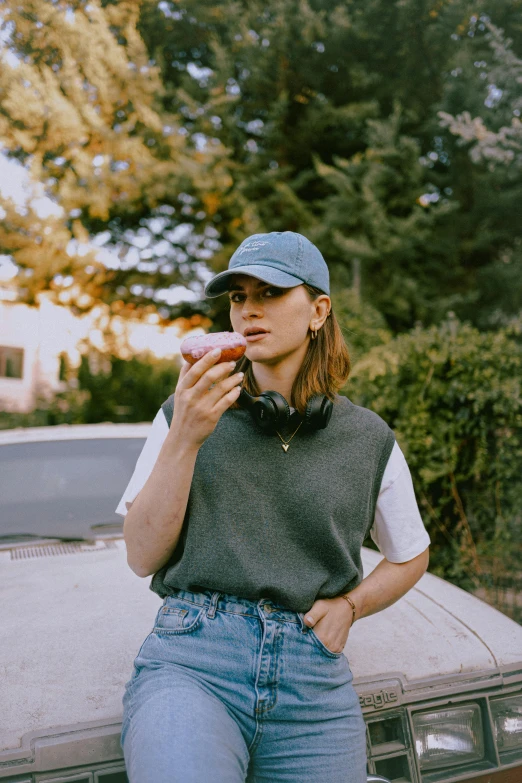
[207,591,220,619]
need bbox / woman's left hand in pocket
[302,597,355,654]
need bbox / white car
[1,424,521,783]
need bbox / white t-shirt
[116,407,431,564]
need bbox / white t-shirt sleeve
[115,408,170,517]
[369,441,431,562]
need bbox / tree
[310,105,459,330]
[0,0,227,321]
[1,0,521,333]
[436,22,522,329]
[138,0,522,331]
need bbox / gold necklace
[274,420,304,452]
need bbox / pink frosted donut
[180,331,247,365]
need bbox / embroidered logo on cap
[237,240,269,255]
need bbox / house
[0,287,205,413]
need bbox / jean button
[264,604,272,612]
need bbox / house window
[0,346,24,379]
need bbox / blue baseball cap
[204,231,330,298]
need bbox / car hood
[1,541,522,757]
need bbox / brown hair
[228,283,351,416]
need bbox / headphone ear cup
[238,388,333,432]
[303,395,333,430]
[254,391,291,432]
[238,388,291,433]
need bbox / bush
[76,350,181,423]
[347,313,522,615]
[0,349,181,429]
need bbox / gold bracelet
[340,593,357,625]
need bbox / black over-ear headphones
[237,387,333,434]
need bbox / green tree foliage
[437,22,522,329]
[138,0,522,331]
[311,106,458,329]
[330,287,393,361]
[0,0,227,319]
[1,0,521,333]
[349,314,522,600]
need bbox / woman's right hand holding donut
[169,349,243,449]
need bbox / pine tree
[139,0,522,331]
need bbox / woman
[117,231,430,783]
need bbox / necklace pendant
[282,443,289,453]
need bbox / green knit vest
[150,393,395,614]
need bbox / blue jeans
[121,588,367,783]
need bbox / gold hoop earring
[311,327,317,340]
